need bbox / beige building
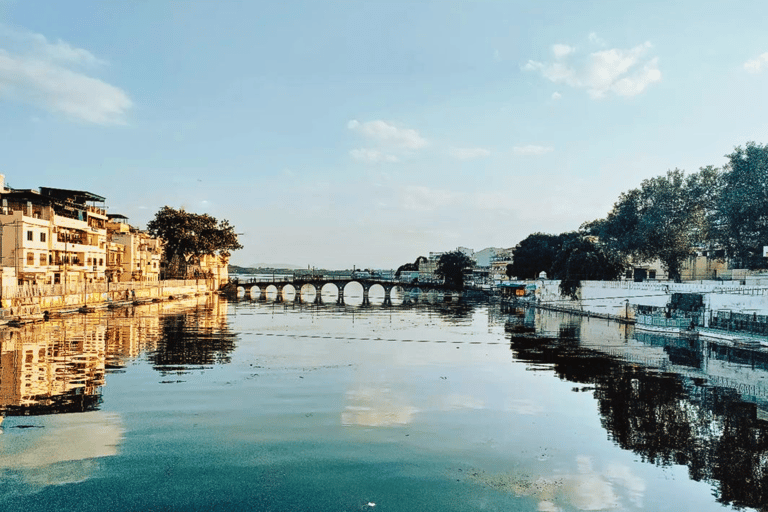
[0,181,108,285]
[107,214,162,282]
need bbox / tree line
[507,141,768,296]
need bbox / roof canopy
[39,187,106,204]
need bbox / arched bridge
[229,276,458,306]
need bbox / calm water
[0,293,766,511]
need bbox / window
[39,253,46,266]
[99,258,104,266]
[27,231,33,241]
[649,270,657,279]
[40,232,46,242]
[26,252,34,265]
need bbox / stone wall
[535,279,768,325]
[1,279,216,318]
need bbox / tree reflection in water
[149,312,238,372]
[509,329,768,510]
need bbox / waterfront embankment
[0,279,218,323]
[530,279,768,323]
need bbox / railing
[231,274,443,285]
[710,311,768,335]
[1,279,208,299]
[636,314,692,329]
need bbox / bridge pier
[336,283,345,305]
[362,284,370,306]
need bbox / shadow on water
[506,306,768,511]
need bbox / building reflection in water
[0,295,232,417]
[507,306,768,510]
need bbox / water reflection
[507,306,768,510]
[149,300,236,372]
[0,295,231,417]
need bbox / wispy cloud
[744,52,768,73]
[348,119,427,149]
[347,119,427,164]
[513,145,553,156]
[449,147,491,160]
[551,91,562,100]
[0,26,131,124]
[552,43,575,59]
[399,185,461,212]
[350,148,399,163]
[524,35,661,99]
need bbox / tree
[147,206,243,277]
[551,234,627,298]
[715,142,768,269]
[590,169,713,282]
[507,232,565,280]
[395,256,427,278]
[436,251,474,290]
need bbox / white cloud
[588,32,607,47]
[399,185,462,212]
[524,38,661,99]
[350,148,399,163]
[551,91,562,100]
[744,52,768,73]
[348,119,427,149]
[449,147,491,160]
[552,44,575,59]
[513,145,553,156]
[0,27,131,124]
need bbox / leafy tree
[436,251,474,289]
[147,206,242,277]
[507,232,564,280]
[551,234,627,298]
[590,169,713,282]
[395,256,427,278]
[715,142,768,269]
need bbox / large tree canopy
[715,142,768,269]
[588,168,717,282]
[507,232,565,280]
[551,234,627,298]
[395,256,427,278]
[436,251,474,290]
[147,206,243,265]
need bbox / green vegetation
[436,251,474,290]
[507,141,768,294]
[395,256,427,278]
[508,232,625,298]
[147,206,242,277]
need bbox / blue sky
[1,1,767,269]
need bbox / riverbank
[0,279,219,326]
[503,278,768,346]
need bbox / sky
[1,1,767,270]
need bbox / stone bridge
[229,277,457,306]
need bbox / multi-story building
[0,178,109,285]
[106,214,162,282]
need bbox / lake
[0,293,765,511]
